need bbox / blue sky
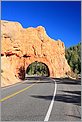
[1,1,81,48]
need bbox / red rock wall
[1,20,71,86]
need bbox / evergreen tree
[65,42,81,74]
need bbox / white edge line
[2,77,41,90]
[44,79,57,121]
[1,80,30,90]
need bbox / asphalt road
[1,76,81,121]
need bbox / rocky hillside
[1,20,71,87]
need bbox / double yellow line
[0,81,39,102]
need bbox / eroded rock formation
[1,20,71,87]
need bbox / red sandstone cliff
[1,20,71,87]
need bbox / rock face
[1,20,71,87]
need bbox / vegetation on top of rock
[65,42,81,74]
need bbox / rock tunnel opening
[26,61,50,77]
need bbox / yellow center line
[0,80,39,102]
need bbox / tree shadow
[23,81,54,84]
[66,114,81,119]
[55,94,81,106]
[25,76,51,80]
[62,90,81,96]
[52,77,81,85]
[24,76,55,84]
[30,95,52,100]
[30,91,81,106]
[25,77,81,85]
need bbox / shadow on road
[65,114,81,119]
[25,76,51,80]
[25,76,81,85]
[62,90,81,96]
[23,81,54,84]
[27,76,81,107]
[31,93,81,106]
[55,93,81,106]
[24,76,54,84]
[52,77,81,85]
[29,76,81,120]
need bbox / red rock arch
[15,56,54,80]
[25,57,54,77]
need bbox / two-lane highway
[1,77,81,121]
